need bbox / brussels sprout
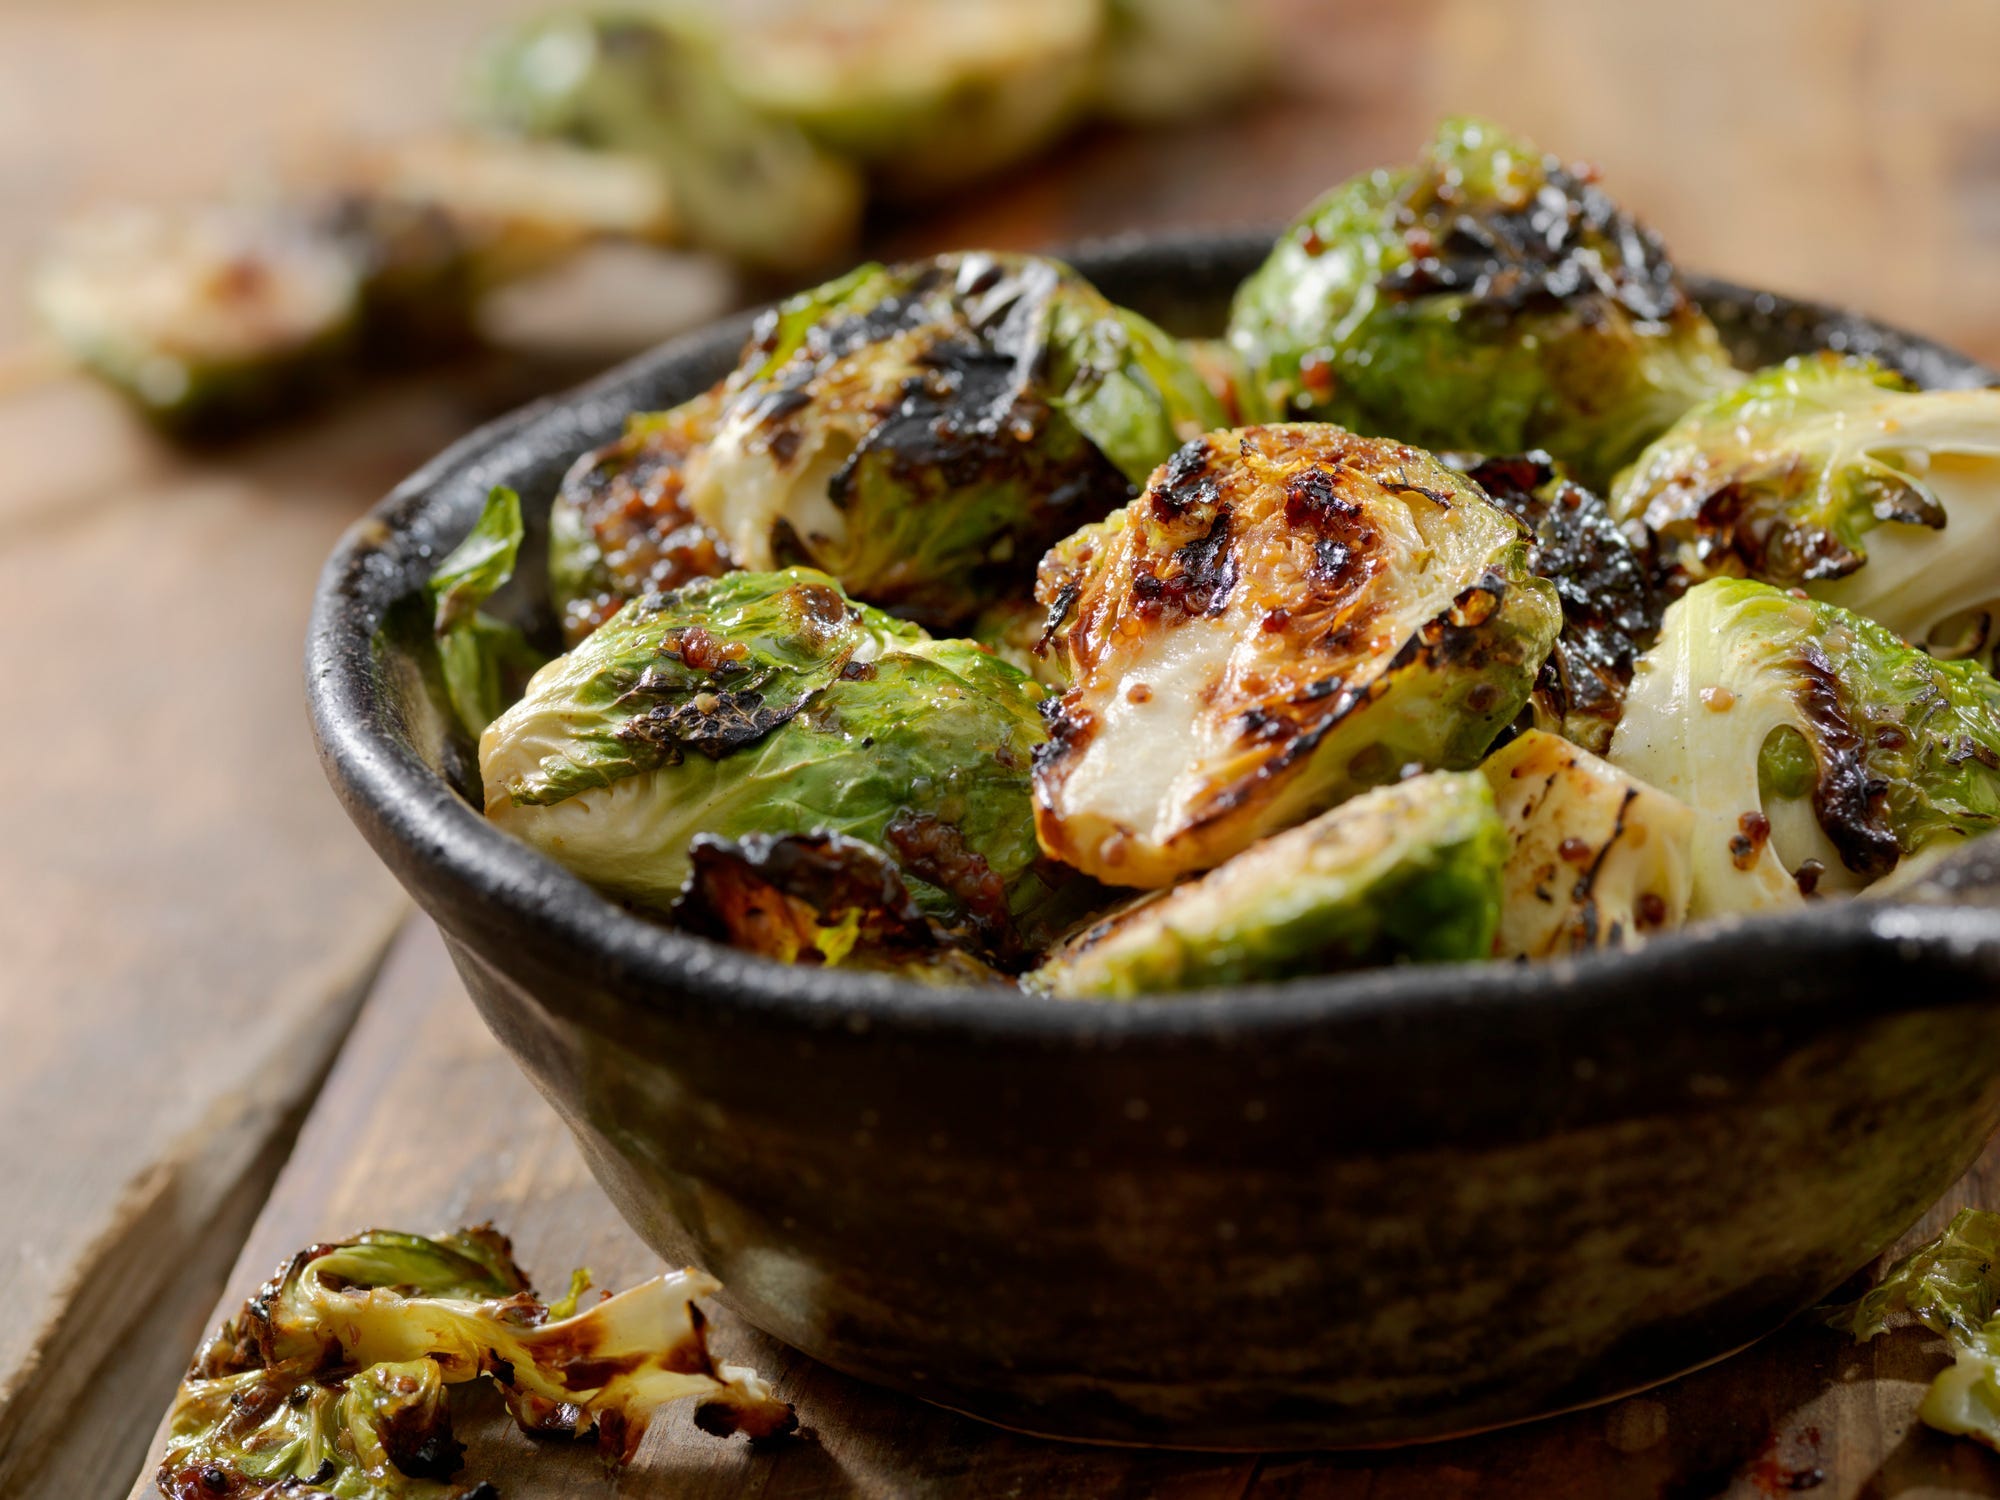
[1479,728,1692,956]
[1456,453,1660,753]
[970,595,1066,689]
[31,205,362,435]
[1093,0,1268,124]
[674,831,1008,984]
[1227,117,1741,489]
[481,569,1050,928]
[684,252,1225,628]
[468,9,863,273]
[158,1226,792,1499]
[429,486,546,740]
[549,394,733,645]
[1608,578,2000,916]
[1611,353,2000,658]
[716,0,1100,199]
[1028,771,1505,998]
[1033,423,1561,888]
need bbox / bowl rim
[307,227,2000,1046]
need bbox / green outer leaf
[430,485,523,634]
[426,485,544,740]
[1030,772,1506,998]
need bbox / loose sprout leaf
[1609,578,2000,917]
[481,569,1050,922]
[1827,1210,2000,1453]
[1033,423,1561,888]
[675,830,1009,983]
[1456,453,1660,754]
[685,252,1224,629]
[159,1227,792,1500]
[1480,729,1692,957]
[1227,117,1740,489]
[427,486,544,739]
[1611,353,2000,659]
[1028,771,1506,998]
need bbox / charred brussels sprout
[1611,353,2000,659]
[481,569,1050,930]
[1480,728,1692,957]
[1029,771,1505,998]
[685,252,1224,629]
[469,8,862,273]
[1458,453,1660,753]
[549,393,733,645]
[1227,117,1740,489]
[674,831,1008,984]
[157,1227,791,1500]
[1609,578,2000,916]
[1034,424,1561,888]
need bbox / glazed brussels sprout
[1029,771,1504,997]
[674,831,1008,984]
[468,8,862,273]
[684,252,1225,629]
[1479,729,1692,957]
[1457,453,1660,753]
[717,0,1101,199]
[1033,424,1562,887]
[1611,353,2000,659]
[1227,117,1741,489]
[549,394,732,645]
[481,569,1050,932]
[1609,578,2000,916]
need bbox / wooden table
[3,2,1998,1497]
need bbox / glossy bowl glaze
[309,232,2000,1448]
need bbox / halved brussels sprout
[467,8,863,273]
[1227,117,1741,489]
[1457,453,1660,753]
[1608,578,2000,916]
[674,830,1007,984]
[1611,353,2000,658]
[1033,424,1562,888]
[716,0,1100,199]
[685,252,1225,629]
[1028,771,1505,998]
[481,569,1049,931]
[549,393,733,645]
[1480,728,1692,956]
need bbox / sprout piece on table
[1227,117,1741,489]
[480,569,1051,947]
[1028,771,1506,998]
[1611,353,2000,660]
[1454,452,1661,754]
[157,1226,793,1500]
[1480,728,1692,957]
[1609,578,2000,917]
[684,252,1224,630]
[1033,423,1560,888]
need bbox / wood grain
[129,920,2000,1500]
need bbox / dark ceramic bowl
[309,231,2000,1449]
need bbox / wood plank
[128,920,2000,1500]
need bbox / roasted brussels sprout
[549,394,732,645]
[1457,452,1660,753]
[971,595,1066,689]
[1611,353,2000,659]
[1227,117,1741,489]
[1034,424,1561,887]
[481,569,1050,930]
[158,1226,791,1500]
[1609,578,2000,916]
[674,830,1008,983]
[468,8,863,273]
[1479,728,1692,956]
[685,252,1225,628]
[717,0,1101,199]
[1028,771,1505,998]
[429,486,545,739]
